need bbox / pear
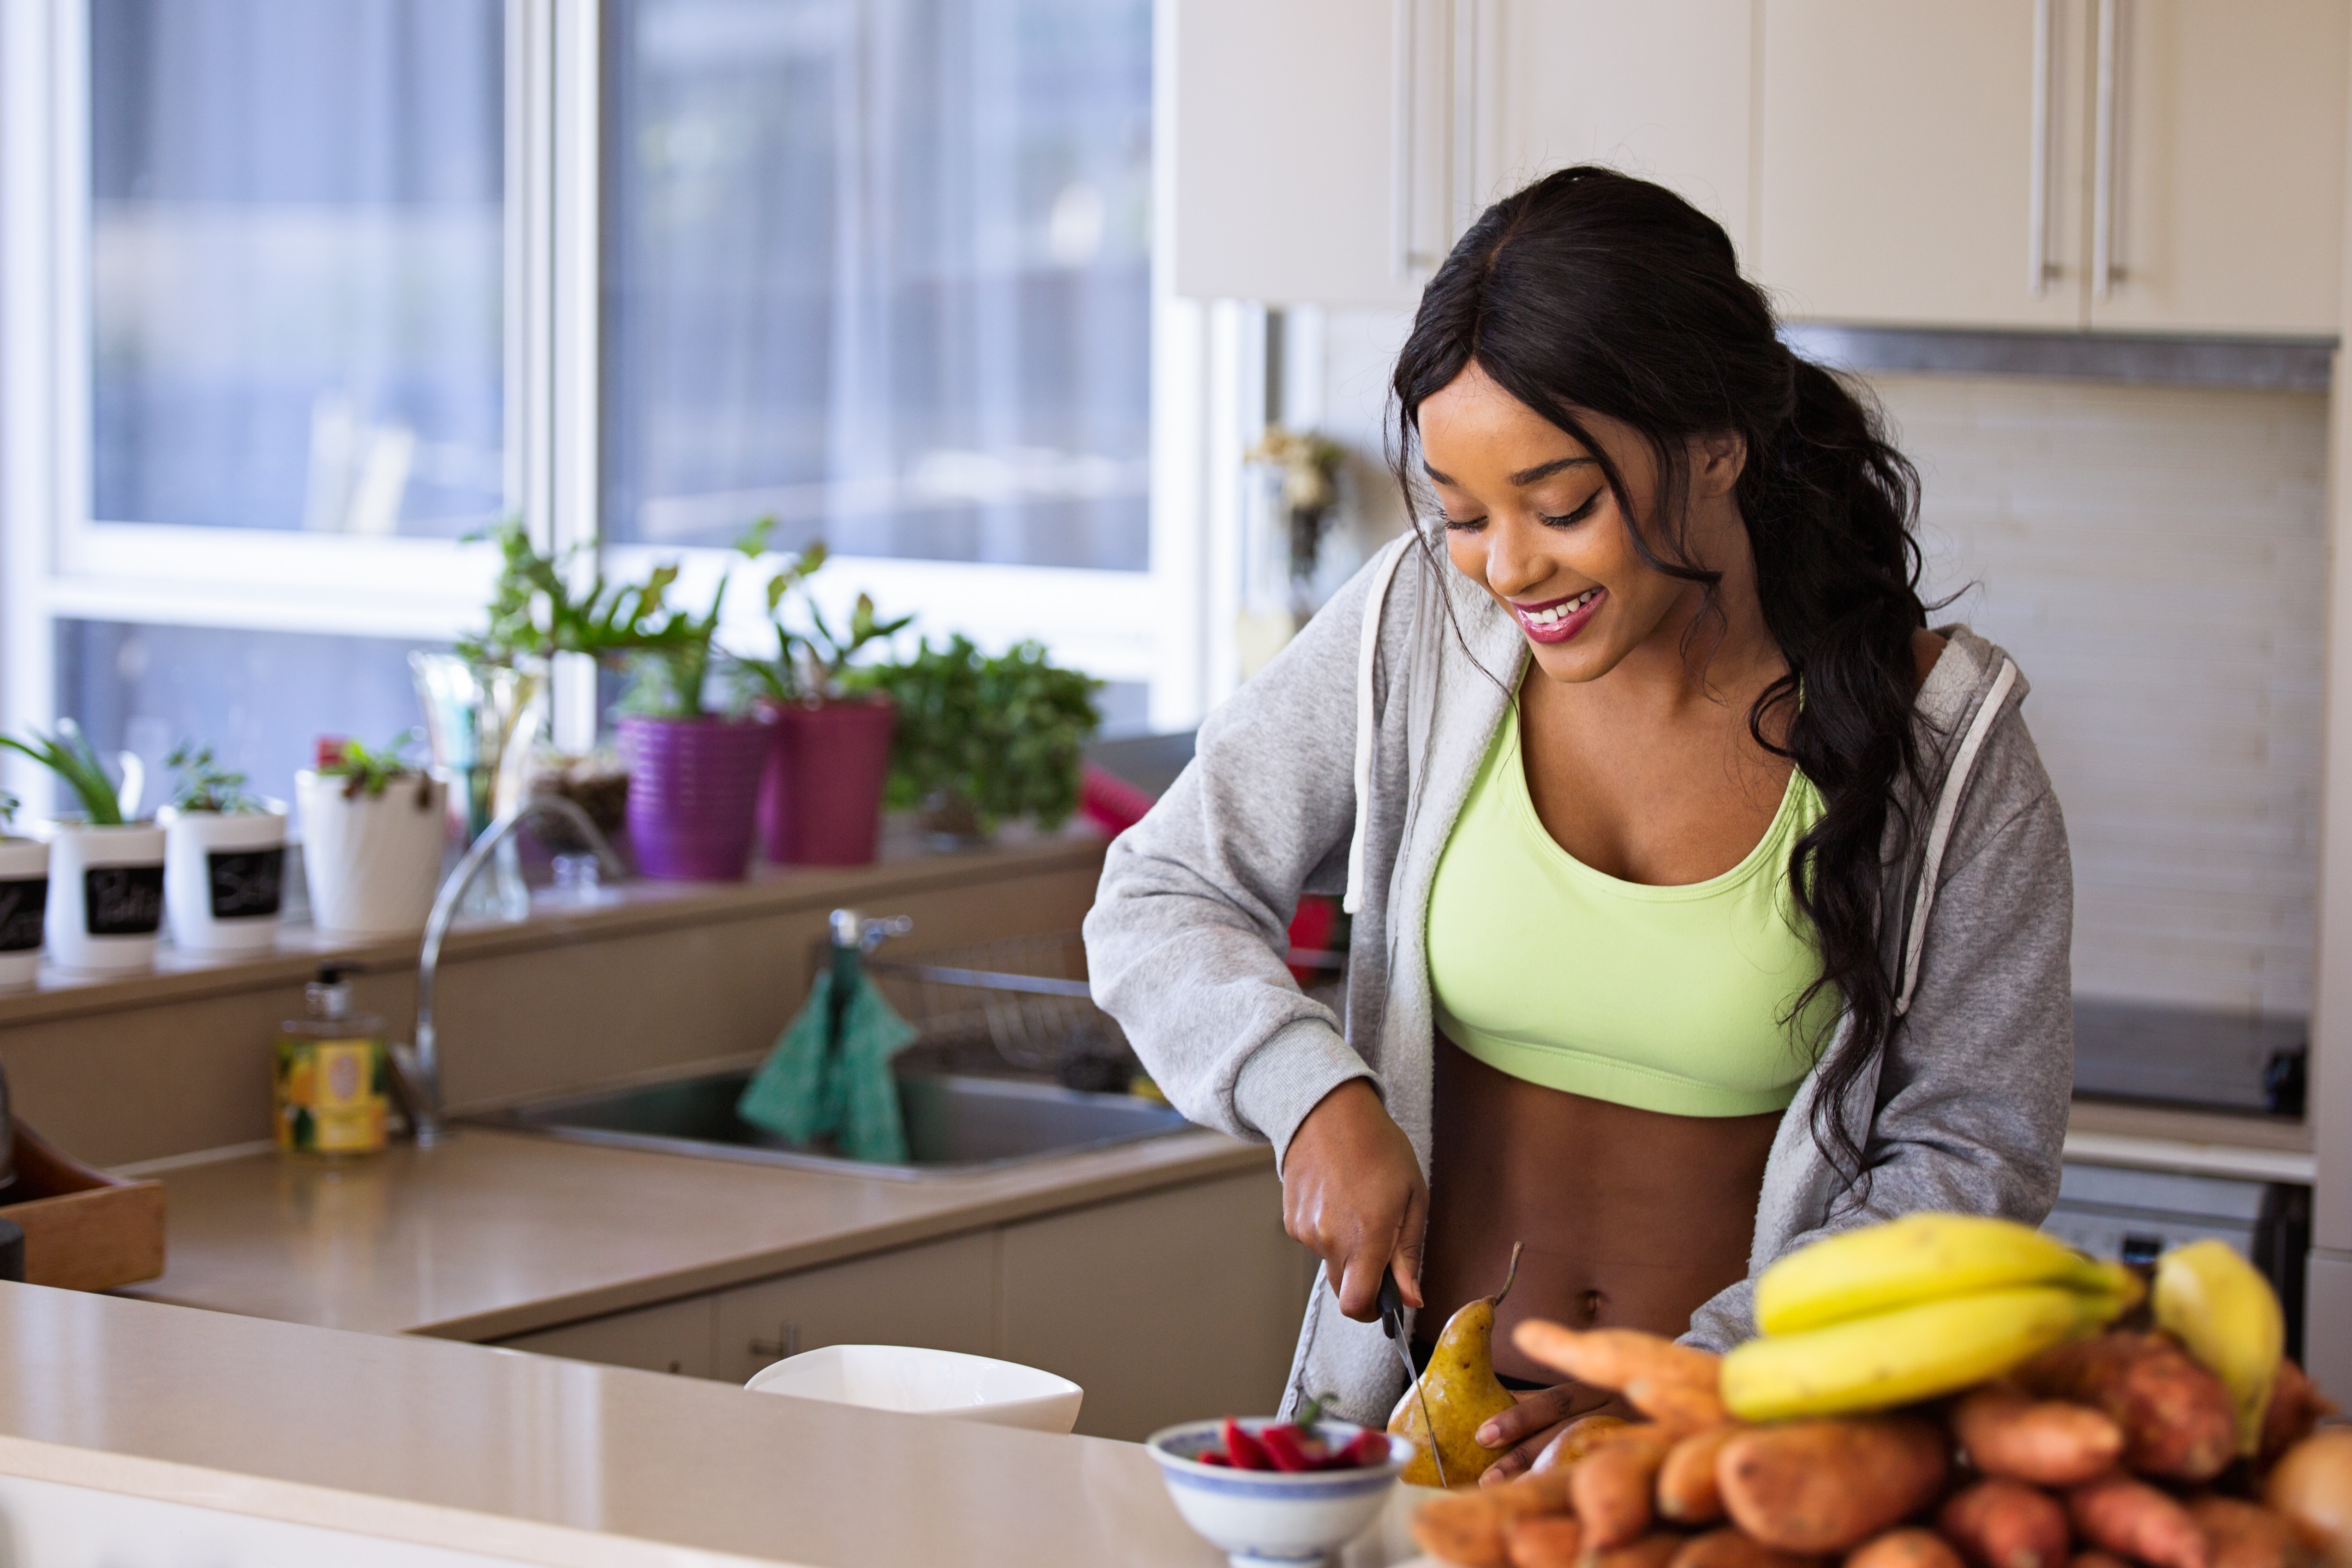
[1389,1243,1523,1487]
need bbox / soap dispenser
[275,966,390,1156]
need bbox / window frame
[0,0,1210,815]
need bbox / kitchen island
[0,1281,1426,1567]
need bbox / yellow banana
[1755,1213,2119,1335]
[2153,1239,2283,1457]
[1724,1284,2095,1422]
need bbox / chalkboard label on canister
[0,878,46,952]
[83,864,163,936]
[206,846,284,920]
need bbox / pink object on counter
[754,696,897,866]
[1080,763,1157,837]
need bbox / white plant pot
[160,801,289,954]
[296,771,448,939]
[0,837,50,990]
[44,821,167,974]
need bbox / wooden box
[0,1120,165,1291]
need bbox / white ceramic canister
[160,800,289,954]
[0,837,50,989]
[295,770,448,939]
[44,821,168,973]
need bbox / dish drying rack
[865,930,1134,1087]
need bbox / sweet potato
[1588,1533,1690,1568]
[1573,1425,1684,1548]
[1415,1490,1519,1568]
[2265,1430,2352,1568]
[1658,1426,1742,1525]
[1668,1526,1823,1568]
[1630,1377,1732,1430]
[2073,1555,2136,1568]
[2188,1494,2310,1568]
[1505,1514,1584,1568]
[1848,1529,1968,1568]
[1935,1478,2071,1568]
[1514,1320,1724,1393]
[2017,1331,2234,1482]
[1534,1413,1632,1473]
[1951,1384,2126,1486]
[1717,1417,1952,1554]
[2257,1360,2337,1470]
[2067,1474,2212,1568]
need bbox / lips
[1511,587,1604,645]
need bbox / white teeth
[1524,589,1598,626]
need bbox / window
[1,0,1187,823]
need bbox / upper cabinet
[1756,0,2347,336]
[1170,0,1754,308]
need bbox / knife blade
[1377,1270,1447,1488]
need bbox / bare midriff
[1415,1031,1780,1387]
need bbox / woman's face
[1417,363,1745,685]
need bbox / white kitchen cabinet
[1757,0,2346,335]
[2087,0,2348,335]
[1758,0,2094,329]
[997,1170,1311,1442]
[1489,0,1757,257]
[496,1294,716,1379]
[1172,0,1457,306]
[711,1232,998,1387]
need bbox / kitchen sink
[466,1068,1194,1179]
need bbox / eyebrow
[1421,455,1598,488]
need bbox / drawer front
[497,1294,717,1379]
[713,1231,998,1388]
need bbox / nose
[1483,517,1550,600]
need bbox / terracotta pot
[754,696,896,866]
[619,715,769,881]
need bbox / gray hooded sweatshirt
[1084,533,2074,1425]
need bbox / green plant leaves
[0,724,129,825]
[845,635,1101,831]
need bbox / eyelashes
[1438,492,1604,532]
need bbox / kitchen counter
[0,1281,1425,1568]
[117,1123,1268,1341]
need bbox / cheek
[1444,531,1488,584]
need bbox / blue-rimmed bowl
[1145,1418,1412,1568]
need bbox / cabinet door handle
[748,1321,802,1360]
[1391,0,1418,280]
[2028,0,2058,293]
[2092,0,2127,297]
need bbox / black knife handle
[1376,1270,1405,1338]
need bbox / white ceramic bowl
[743,1344,1084,1433]
[1146,1418,1412,1568]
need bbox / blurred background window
[89,0,506,537]
[600,0,1153,571]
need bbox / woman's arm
[1685,712,2075,1350]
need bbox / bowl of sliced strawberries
[1147,1397,1414,1567]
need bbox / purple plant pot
[619,715,770,882]
[755,695,896,866]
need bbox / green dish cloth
[736,968,919,1164]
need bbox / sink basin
[467,1068,1193,1179]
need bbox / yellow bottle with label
[275,966,389,1157]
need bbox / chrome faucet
[401,796,627,1148]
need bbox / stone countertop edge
[118,1126,1271,1343]
[0,830,1110,1029]
[0,1281,1248,1568]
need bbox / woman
[1083,168,2072,1478]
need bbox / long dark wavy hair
[1391,166,1928,1194]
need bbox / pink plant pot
[755,695,896,866]
[619,715,770,881]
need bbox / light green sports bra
[1427,698,1836,1118]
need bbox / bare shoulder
[1910,628,1947,692]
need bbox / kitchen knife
[1377,1269,1447,1488]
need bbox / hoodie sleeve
[1082,552,1404,1167]
[1685,704,2075,1350]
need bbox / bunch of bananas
[2151,1237,2285,1456]
[1722,1215,2142,1422]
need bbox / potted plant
[0,791,48,990]
[616,524,776,881]
[156,743,287,955]
[0,724,165,973]
[295,734,448,938]
[734,539,912,866]
[847,635,1102,847]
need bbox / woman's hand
[1281,1079,1427,1322]
[1475,1387,1632,1485]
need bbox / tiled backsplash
[1873,373,2328,1019]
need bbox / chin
[1525,639,1617,684]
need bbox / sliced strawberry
[1332,1429,1394,1469]
[1259,1423,1327,1473]
[1194,1449,1231,1467]
[1220,1417,1272,1470]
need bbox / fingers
[1480,1420,1569,1485]
[1335,1240,1386,1321]
[1476,1386,1581,1451]
[1390,1174,1430,1310]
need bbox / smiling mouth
[1510,586,1605,644]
